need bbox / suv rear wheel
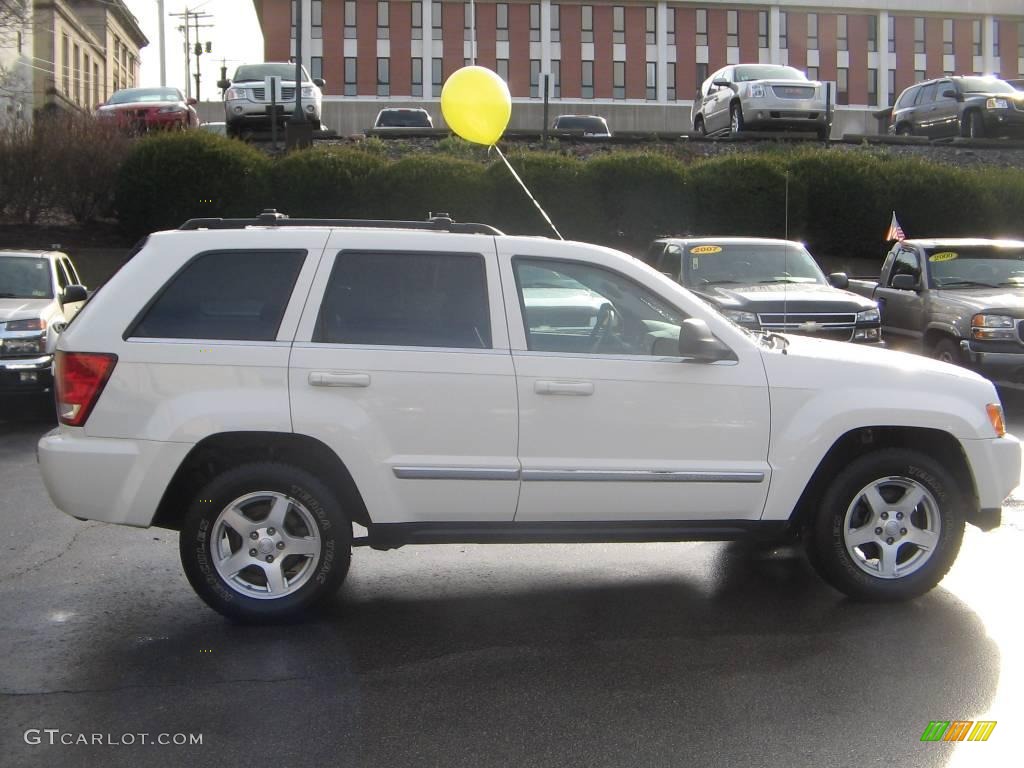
[180,462,352,622]
[805,448,965,601]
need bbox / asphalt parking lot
[1,395,1022,768]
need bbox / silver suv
[693,64,829,139]
[221,62,324,136]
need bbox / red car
[96,87,199,132]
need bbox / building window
[779,11,787,49]
[833,66,845,102]
[868,68,877,106]
[411,58,423,96]
[377,58,389,96]
[726,10,738,47]
[529,59,540,97]
[666,9,675,45]
[837,15,847,52]
[972,20,982,57]
[432,57,442,96]
[377,2,389,40]
[758,11,768,49]
[888,15,895,53]
[646,6,656,45]
[942,19,953,55]
[667,66,676,100]
[646,62,656,100]
[83,56,91,108]
[992,19,999,57]
[530,4,540,42]
[16,30,21,53]
[290,0,296,40]
[581,60,593,98]
[496,3,508,41]
[345,1,356,39]
[62,34,70,95]
[581,5,593,43]
[867,16,877,53]
[311,56,323,81]
[806,66,818,81]
[613,6,624,44]
[696,9,707,47]
[613,61,625,99]
[411,2,422,39]
[914,18,925,54]
[94,61,100,104]
[888,69,896,106]
[914,69,925,83]
[73,44,80,104]
[344,57,357,95]
[551,4,560,43]
[497,58,509,82]
[551,60,560,97]
[312,0,322,38]
[696,62,708,96]
[807,13,818,51]
[1020,22,1024,58]
[432,1,442,40]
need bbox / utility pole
[158,0,166,86]
[169,8,214,100]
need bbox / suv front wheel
[805,448,965,601]
[180,462,352,622]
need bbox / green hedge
[113,140,1024,263]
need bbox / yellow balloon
[441,66,511,146]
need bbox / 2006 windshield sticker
[929,252,959,262]
[690,245,723,254]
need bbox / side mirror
[313,78,326,88]
[712,78,732,89]
[890,273,918,291]
[62,285,88,304]
[217,78,231,90]
[186,97,198,106]
[828,272,849,290]
[941,88,958,100]
[678,318,736,363]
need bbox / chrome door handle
[534,380,594,396]
[309,372,371,388]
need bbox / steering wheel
[589,303,619,352]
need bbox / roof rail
[178,209,504,236]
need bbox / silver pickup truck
[849,238,1024,386]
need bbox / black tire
[931,337,965,366]
[963,110,985,139]
[805,448,965,601]
[729,103,744,136]
[225,123,239,139]
[180,462,352,622]
[895,123,913,137]
[694,116,706,136]
[816,125,830,141]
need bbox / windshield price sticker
[690,245,723,255]
[929,252,959,262]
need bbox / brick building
[251,1,1024,133]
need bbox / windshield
[733,66,807,83]
[958,77,1017,94]
[108,88,183,104]
[681,242,826,287]
[233,64,311,83]
[926,245,1024,288]
[0,257,53,299]
[377,110,432,127]
[554,116,609,132]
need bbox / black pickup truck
[849,238,1024,386]
[643,237,882,343]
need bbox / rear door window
[314,251,491,349]
[129,250,306,340]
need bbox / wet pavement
[1,395,1021,768]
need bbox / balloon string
[493,145,564,241]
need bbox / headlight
[225,87,246,100]
[722,309,758,325]
[1,335,46,355]
[5,318,46,331]
[301,86,316,98]
[986,97,1009,110]
[856,308,880,324]
[972,313,1017,340]
[748,84,765,98]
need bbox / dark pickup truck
[643,237,882,343]
[849,238,1024,386]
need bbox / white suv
[38,212,1020,622]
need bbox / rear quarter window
[128,250,306,341]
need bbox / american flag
[884,211,906,242]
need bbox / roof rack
[178,209,504,236]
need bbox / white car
[37,213,1019,622]
[221,63,324,136]
[1,250,87,396]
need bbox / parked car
[1008,79,1024,92]
[37,212,1019,622]
[888,76,1024,139]
[373,107,433,129]
[692,64,830,139]
[550,114,612,138]
[848,238,1024,387]
[1,250,87,396]
[198,121,227,136]
[220,63,325,136]
[95,87,199,132]
[643,237,881,343]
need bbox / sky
[124,0,264,98]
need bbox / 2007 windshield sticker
[929,252,958,262]
[690,245,723,254]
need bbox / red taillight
[55,351,117,427]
